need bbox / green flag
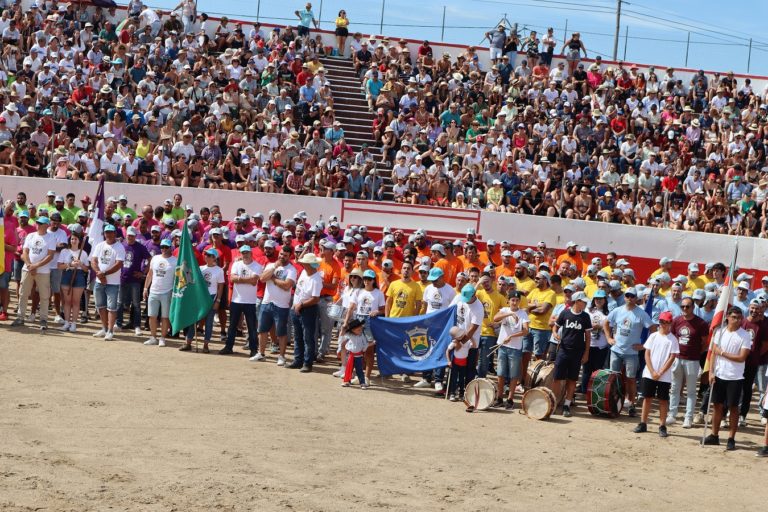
[169,224,213,335]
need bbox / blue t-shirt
[607,305,654,355]
[298,9,315,27]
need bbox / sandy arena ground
[1,324,765,511]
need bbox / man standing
[220,244,262,356]
[604,287,654,417]
[12,216,55,330]
[255,245,297,366]
[703,306,752,450]
[46,212,68,324]
[90,225,126,340]
[739,300,767,426]
[316,240,341,362]
[669,297,710,428]
[118,226,150,336]
[552,291,591,417]
[288,253,323,372]
[522,271,556,376]
[142,239,177,347]
[385,260,422,318]
[475,274,506,379]
[448,284,484,407]
[414,267,455,391]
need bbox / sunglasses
[681,304,693,309]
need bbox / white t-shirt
[341,332,369,354]
[229,259,263,304]
[58,248,90,269]
[91,241,126,285]
[448,339,472,359]
[450,296,484,345]
[263,262,297,309]
[497,307,530,349]
[200,264,225,296]
[46,227,68,270]
[354,288,386,316]
[713,327,752,381]
[294,270,323,305]
[149,254,178,294]
[422,284,456,313]
[641,331,680,383]
[23,232,55,274]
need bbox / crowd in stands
[2,1,768,241]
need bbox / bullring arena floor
[1,325,764,511]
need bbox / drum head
[464,378,497,410]
[522,388,552,420]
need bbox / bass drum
[522,387,557,420]
[525,360,565,405]
[587,369,625,418]
[464,378,498,411]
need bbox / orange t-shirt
[556,252,583,271]
[497,264,515,278]
[435,257,457,286]
[486,250,502,267]
[319,258,341,296]
[379,271,400,295]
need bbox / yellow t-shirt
[476,288,506,337]
[515,275,536,296]
[599,265,614,275]
[386,279,422,317]
[527,287,557,330]
[650,267,665,278]
[685,275,707,295]
[554,290,566,305]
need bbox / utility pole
[612,0,622,60]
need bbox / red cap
[81,195,91,204]
[659,311,673,323]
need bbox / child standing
[446,326,472,402]
[341,318,373,389]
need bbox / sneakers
[93,328,107,338]
[134,327,142,336]
[40,321,48,332]
[449,394,457,402]
[693,412,704,425]
[515,385,524,393]
[413,379,431,388]
[332,369,343,377]
[726,438,736,451]
[158,338,166,347]
[0,311,7,321]
[112,324,121,332]
[53,315,64,324]
[10,318,23,327]
[739,416,747,427]
[762,417,768,426]
[26,313,37,322]
[249,352,266,362]
[757,446,768,457]
[341,381,351,387]
[218,348,234,355]
[505,399,514,410]
[628,406,637,417]
[492,397,504,408]
[269,344,279,354]
[658,425,668,438]
[435,382,444,392]
[666,415,676,426]
[144,337,159,346]
[58,322,71,331]
[702,434,720,446]
[299,365,312,373]
[68,323,77,333]
[682,418,693,429]
[351,377,359,385]
[286,360,303,369]
[276,356,286,367]
[104,331,114,341]
[633,422,648,433]
[563,405,572,417]
[361,383,369,389]
[400,374,411,383]
[179,345,192,352]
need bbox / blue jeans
[292,304,318,366]
[669,358,700,421]
[94,282,119,312]
[497,345,522,380]
[316,296,334,356]
[478,336,497,378]
[117,281,142,328]
[530,328,551,357]
[186,294,217,341]
[609,351,639,376]
[225,302,257,351]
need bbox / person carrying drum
[447,285,483,405]
[603,287,655,417]
[633,311,679,438]
[551,291,592,417]
[492,291,530,409]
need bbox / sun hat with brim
[298,253,320,265]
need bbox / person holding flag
[171,226,216,352]
[220,244,261,356]
[13,216,55,330]
[90,225,126,340]
[142,239,177,347]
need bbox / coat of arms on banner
[404,327,435,360]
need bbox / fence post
[685,32,690,67]
[748,38,753,72]
[623,25,628,60]
[441,5,446,41]
[256,0,261,22]
[318,0,323,28]
[380,0,385,34]
[563,19,568,44]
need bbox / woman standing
[335,10,350,57]
[58,234,90,333]
[561,32,587,76]
[580,290,610,393]
[346,269,386,382]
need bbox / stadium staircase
[319,56,394,199]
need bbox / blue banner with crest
[371,306,456,376]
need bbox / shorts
[148,291,172,318]
[554,349,584,381]
[297,25,310,37]
[641,377,671,401]
[61,269,87,288]
[335,27,348,37]
[0,270,10,289]
[49,268,63,293]
[531,328,551,356]
[609,351,639,377]
[258,302,290,336]
[566,49,581,61]
[94,282,119,312]
[13,259,23,281]
[489,47,503,60]
[497,345,522,380]
[711,377,743,408]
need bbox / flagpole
[700,238,739,445]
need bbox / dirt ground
[1,324,766,511]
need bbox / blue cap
[460,284,476,302]
[160,239,172,247]
[363,269,377,279]
[103,224,116,232]
[35,216,50,224]
[593,290,607,298]
[205,248,219,256]
[427,267,444,281]
[239,245,252,253]
[18,210,29,218]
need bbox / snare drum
[464,378,497,411]
[522,387,557,420]
[587,369,624,418]
[328,302,346,321]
